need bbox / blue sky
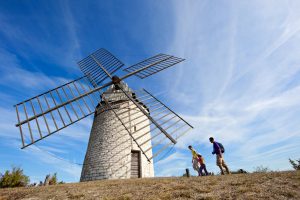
[0,0,300,183]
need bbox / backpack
[217,142,225,153]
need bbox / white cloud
[154,0,300,173]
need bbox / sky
[0,0,300,183]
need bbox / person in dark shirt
[209,137,230,175]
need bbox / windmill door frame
[131,150,141,178]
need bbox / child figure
[197,154,209,176]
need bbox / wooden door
[131,151,141,178]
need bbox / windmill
[14,48,193,181]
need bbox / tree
[0,167,30,188]
[289,158,300,170]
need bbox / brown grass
[0,171,299,200]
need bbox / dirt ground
[0,171,299,200]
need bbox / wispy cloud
[155,0,300,174]
[0,47,88,182]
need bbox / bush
[254,165,271,173]
[44,173,60,186]
[0,167,30,188]
[231,169,248,174]
[49,173,57,185]
[289,158,300,170]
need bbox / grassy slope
[0,171,299,200]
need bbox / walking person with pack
[188,145,201,176]
[209,137,230,175]
[197,154,209,176]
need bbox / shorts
[216,154,227,167]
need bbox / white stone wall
[80,88,154,181]
[129,107,154,178]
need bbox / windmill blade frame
[14,49,188,150]
[101,94,152,162]
[123,53,185,79]
[117,84,177,144]
[15,76,102,148]
[101,87,193,161]
[77,48,124,87]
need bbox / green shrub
[289,158,300,170]
[0,167,30,188]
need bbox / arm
[212,142,221,154]
[212,143,216,154]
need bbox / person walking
[188,145,200,176]
[197,154,209,176]
[209,137,230,175]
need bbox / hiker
[188,145,200,176]
[197,154,209,176]
[209,137,230,175]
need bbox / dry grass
[0,171,299,200]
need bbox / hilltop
[0,171,299,200]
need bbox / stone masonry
[80,83,154,181]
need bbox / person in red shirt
[197,154,209,176]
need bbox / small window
[134,126,137,132]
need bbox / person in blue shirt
[209,137,230,175]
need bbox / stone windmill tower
[14,48,193,181]
[81,83,154,180]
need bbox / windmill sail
[102,87,193,161]
[78,48,124,87]
[123,54,184,79]
[15,76,102,148]
[15,48,190,156]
